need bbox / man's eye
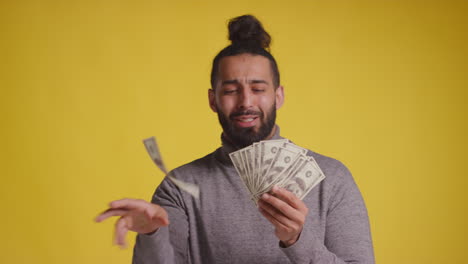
[253,89,265,93]
[224,90,237,94]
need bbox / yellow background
[1,1,467,263]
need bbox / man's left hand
[258,186,309,247]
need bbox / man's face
[209,53,284,148]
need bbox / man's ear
[208,89,218,112]
[275,85,285,109]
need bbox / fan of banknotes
[229,139,325,202]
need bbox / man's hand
[258,186,309,247]
[95,198,169,248]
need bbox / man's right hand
[95,198,169,248]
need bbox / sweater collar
[214,125,283,165]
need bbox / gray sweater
[133,130,374,264]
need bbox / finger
[109,198,150,210]
[114,217,129,248]
[259,206,289,230]
[271,186,307,212]
[258,199,294,227]
[260,193,303,223]
[95,209,129,222]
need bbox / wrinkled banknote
[143,137,199,199]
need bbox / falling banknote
[229,140,325,203]
[143,137,199,199]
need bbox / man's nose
[237,88,253,109]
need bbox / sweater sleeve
[280,162,375,264]
[132,176,190,264]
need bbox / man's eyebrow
[221,79,240,85]
[221,79,269,85]
[249,79,268,84]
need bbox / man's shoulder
[168,148,220,179]
[305,148,354,186]
[308,150,349,173]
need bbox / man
[96,15,374,263]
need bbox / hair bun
[228,15,271,50]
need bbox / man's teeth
[240,118,254,122]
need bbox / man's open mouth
[232,115,259,127]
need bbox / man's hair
[210,15,280,89]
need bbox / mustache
[229,110,262,119]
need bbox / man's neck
[265,125,277,140]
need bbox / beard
[217,104,276,148]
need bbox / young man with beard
[96,15,374,264]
